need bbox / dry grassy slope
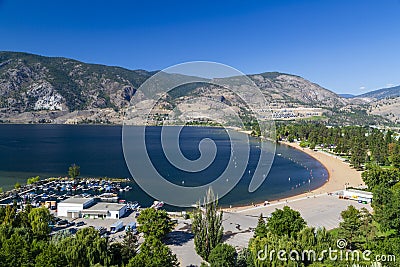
[0,51,394,125]
[369,97,400,124]
[250,73,348,108]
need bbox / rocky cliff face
[250,72,347,108]
[0,52,152,123]
[0,51,394,125]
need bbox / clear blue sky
[0,0,399,94]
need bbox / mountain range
[356,85,400,100]
[0,51,398,125]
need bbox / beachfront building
[57,197,127,219]
[343,189,373,203]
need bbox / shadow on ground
[165,230,194,246]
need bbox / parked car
[76,221,85,227]
[56,219,68,226]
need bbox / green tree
[309,142,316,150]
[299,141,308,148]
[390,145,400,168]
[266,206,306,238]
[108,242,123,266]
[16,203,33,229]
[127,236,178,267]
[254,214,268,238]
[2,205,17,226]
[359,207,376,246]
[137,208,174,239]
[297,227,316,248]
[121,230,138,264]
[68,164,80,179]
[29,206,52,238]
[350,138,367,170]
[27,176,40,185]
[192,188,224,261]
[236,247,254,267]
[248,233,300,267]
[362,164,398,190]
[14,182,21,189]
[0,229,33,266]
[35,243,67,267]
[373,185,400,235]
[372,184,393,231]
[59,227,110,267]
[50,228,73,244]
[208,243,237,267]
[339,205,362,249]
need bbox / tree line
[190,123,400,266]
[0,204,178,267]
[276,122,400,170]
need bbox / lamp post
[344,182,349,190]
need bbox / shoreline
[0,123,365,211]
[226,141,365,212]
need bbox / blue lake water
[0,124,328,209]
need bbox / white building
[57,197,95,218]
[343,189,373,203]
[81,202,127,219]
[57,197,127,219]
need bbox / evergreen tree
[192,187,224,261]
[127,236,178,267]
[254,214,268,238]
[339,205,362,249]
[121,230,138,264]
[359,207,376,247]
[108,242,123,266]
[208,243,237,267]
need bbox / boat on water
[98,193,119,203]
[151,200,164,209]
[128,201,140,210]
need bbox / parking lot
[169,193,372,267]
[50,193,372,267]
[51,209,141,242]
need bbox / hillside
[249,72,347,107]
[349,85,400,123]
[0,51,394,126]
[338,94,355,98]
[0,51,153,123]
[357,85,400,100]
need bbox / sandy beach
[227,141,365,212]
